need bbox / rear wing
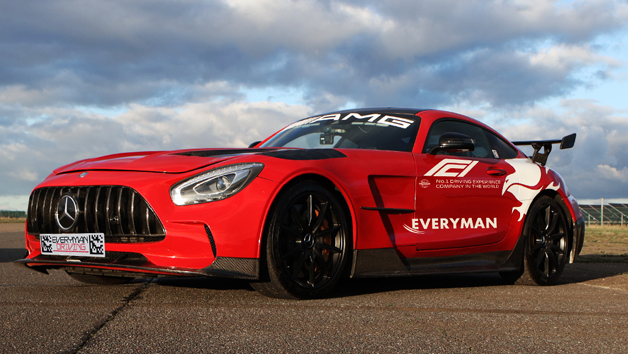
[512,133,576,166]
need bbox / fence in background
[579,199,628,226]
[0,210,27,218]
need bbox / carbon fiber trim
[172,148,272,157]
[14,258,210,277]
[351,248,408,277]
[16,256,259,280]
[261,149,347,160]
[351,248,517,278]
[202,257,259,280]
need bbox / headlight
[170,163,264,205]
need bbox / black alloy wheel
[251,181,350,299]
[501,196,569,285]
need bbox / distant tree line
[0,210,27,218]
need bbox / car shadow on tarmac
[4,230,626,297]
[145,259,628,298]
[0,248,27,263]
[152,276,254,291]
[148,273,508,298]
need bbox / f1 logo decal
[424,159,478,177]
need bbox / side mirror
[248,141,262,148]
[428,132,475,155]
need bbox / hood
[54,148,279,174]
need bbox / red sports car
[17,108,585,299]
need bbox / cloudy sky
[1,0,628,210]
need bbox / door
[411,119,520,250]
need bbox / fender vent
[27,186,165,243]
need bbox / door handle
[487,168,507,176]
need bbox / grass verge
[579,225,628,262]
[0,217,26,223]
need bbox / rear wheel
[501,196,569,285]
[66,272,134,285]
[251,181,350,299]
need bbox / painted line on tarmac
[580,282,628,294]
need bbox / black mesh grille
[27,186,165,243]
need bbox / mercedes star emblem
[55,195,79,231]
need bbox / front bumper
[14,256,259,280]
[20,170,281,279]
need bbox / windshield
[261,112,421,152]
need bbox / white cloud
[114,100,311,149]
[597,164,628,183]
[1,0,626,110]
[0,195,29,211]
[488,99,628,198]
[1,0,628,206]
[0,98,311,199]
[529,44,621,72]
[4,169,39,183]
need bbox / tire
[251,181,350,299]
[501,196,569,285]
[66,272,134,285]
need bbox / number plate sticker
[40,233,106,257]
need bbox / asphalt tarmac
[1,229,627,353]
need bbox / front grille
[27,186,165,243]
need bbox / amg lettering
[314,114,342,122]
[378,115,414,129]
[342,113,381,122]
[293,113,415,130]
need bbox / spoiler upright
[512,133,576,166]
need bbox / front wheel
[251,181,350,299]
[501,196,569,285]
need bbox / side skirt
[351,234,526,278]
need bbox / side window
[423,120,493,158]
[485,131,519,159]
